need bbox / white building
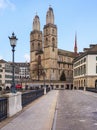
[15,62,30,79]
[0,59,19,90]
[73,44,97,90]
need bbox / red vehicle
[16,84,22,89]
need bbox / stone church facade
[30,7,76,89]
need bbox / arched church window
[38,43,40,50]
[46,38,48,45]
[38,34,40,38]
[52,37,55,51]
[32,43,34,50]
[38,55,41,65]
[52,29,54,34]
[46,29,48,34]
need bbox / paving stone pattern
[54,90,97,130]
[1,90,97,130]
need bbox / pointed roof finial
[49,4,51,7]
[75,32,77,47]
[74,32,78,55]
[49,4,52,10]
[34,11,39,19]
[36,11,37,15]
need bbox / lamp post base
[44,87,46,95]
[84,86,86,91]
[11,86,16,93]
[4,92,22,117]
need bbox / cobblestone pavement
[53,90,97,130]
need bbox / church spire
[46,6,54,24]
[74,33,78,55]
[33,13,40,31]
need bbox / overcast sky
[0,0,97,62]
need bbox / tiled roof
[58,49,75,58]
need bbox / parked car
[16,84,22,89]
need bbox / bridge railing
[0,87,50,121]
[0,98,7,122]
[22,89,44,107]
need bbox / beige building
[73,44,97,90]
[30,7,76,89]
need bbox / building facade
[15,62,30,79]
[15,62,30,87]
[0,59,19,89]
[0,60,30,89]
[30,7,76,88]
[73,44,97,90]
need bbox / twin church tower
[30,6,77,82]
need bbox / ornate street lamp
[9,32,18,93]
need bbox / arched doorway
[95,80,97,89]
[71,84,73,90]
[66,84,69,89]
